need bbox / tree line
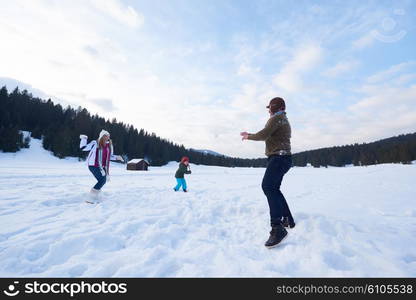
[1,86,415,167]
[292,133,416,167]
[0,86,265,167]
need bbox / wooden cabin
[127,159,150,171]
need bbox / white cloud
[90,98,117,111]
[352,32,376,49]
[237,63,260,77]
[290,62,416,152]
[0,0,142,110]
[273,44,323,93]
[349,85,415,112]
[90,0,144,28]
[367,61,416,83]
[323,60,360,77]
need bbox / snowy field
[0,138,415,277]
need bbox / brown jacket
[248,112,291,157]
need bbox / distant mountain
[0,77,70,106]
[192,149,226,157]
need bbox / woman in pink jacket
[80,130,124,202]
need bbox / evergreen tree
[0,126,23,152]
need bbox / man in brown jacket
[241,97,295,248]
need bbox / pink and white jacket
[80,137,118,175]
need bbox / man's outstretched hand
[240,132,249,140]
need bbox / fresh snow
[0,138,415,277]
[127,159,148,164]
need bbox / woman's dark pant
[89,166,106,190]
[261,155,293,227]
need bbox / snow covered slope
[0,138,415,277]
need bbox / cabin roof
[127,158,149,164]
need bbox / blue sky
[0,0,415,157]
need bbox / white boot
[86,188,100,204]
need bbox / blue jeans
[89,166,106,190]
[261,155,293,227]
[174,178,187,191]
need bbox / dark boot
[265,224,288,248]
[183,189,187,192]
[282,216,296,229]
